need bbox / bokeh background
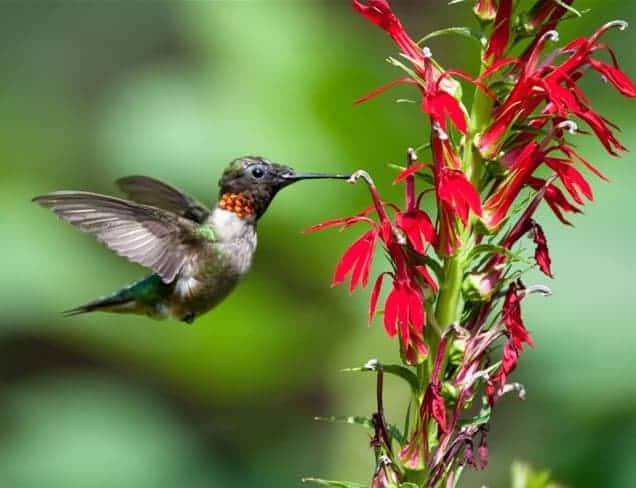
[1,1,635,487]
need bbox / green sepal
[458,400,492,428]
[342,361,420,394]
[399,484,420,488]
[301,478,365,488]
[442,381,458,401]
[314,415,406,444]
[467,243,525,263]
[447,338,465,367]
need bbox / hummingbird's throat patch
[219,192,255,218]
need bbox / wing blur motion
[33,191,203,283]
[116,175,211,223]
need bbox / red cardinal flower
[432,129,483,254]
[479,21,636,159]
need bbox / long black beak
[281,171,351,182]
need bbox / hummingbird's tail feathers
[62,274,170,318]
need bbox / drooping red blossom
[309,169,437,364]
[502,281,533,351]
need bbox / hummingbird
[33,156,350,323]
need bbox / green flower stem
[463,61,494,187]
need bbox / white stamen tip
[608,20,628,31]
[522,285,553,298]
[542,30,560,43]
[422,46,432,58]
[348,169,374,186]
[433,122,449,140]
[557,120,578,134]
[364,358,380,370]
[377,455,391,467]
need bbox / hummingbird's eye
[251,166,265,178]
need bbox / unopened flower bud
[473,0,496,21]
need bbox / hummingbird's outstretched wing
[116,176,211,224]
[33,191,207,283]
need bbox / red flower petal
[368,272,388,324]
[383,286,399,337]
[589,58,636,98]
[332,230,378,290]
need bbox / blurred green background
[0,2,634,487]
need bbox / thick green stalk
[425,57,494,488]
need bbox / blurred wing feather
[33,191,203,283]
[116,175,211,223]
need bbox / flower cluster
[307,1,634,487]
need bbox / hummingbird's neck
[217,192,256,219]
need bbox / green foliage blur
[0,2,634,487]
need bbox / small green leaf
[314,415,373,429]
[467,244,526,263]
[302,477,366,488]
[416,27,483,46]
[458,401,492,428]
[314,415,406,444]
[342,361,420,394]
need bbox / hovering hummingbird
[33,156,349,323]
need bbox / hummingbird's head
[218,156,349,220]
